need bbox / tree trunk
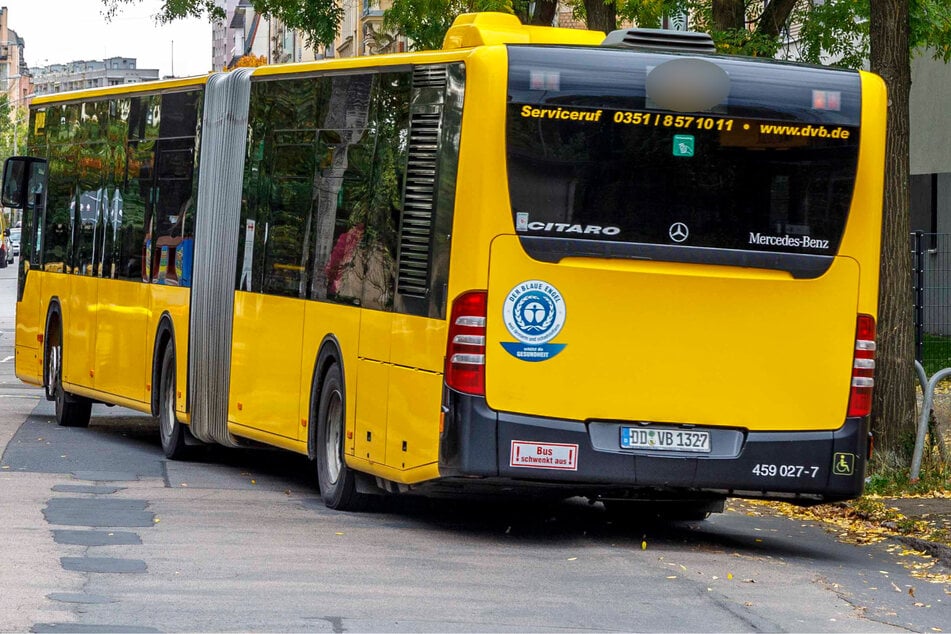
[712,0,745,31]
[756,0,799,39]
[529,0,557,26]
[869,0,916,463]
[583,0,616,34]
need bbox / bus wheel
[47,335,91,428]
[158,345,188,460]
[316,363,364,511]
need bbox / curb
[895,535,951,570]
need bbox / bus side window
[119,96,154,282]
[75,101,109,277]
[150,90,199,287]
[308,73,400,310]
[42,103,80,273]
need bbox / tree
[231,54,268,69]
[382,0,515,52]
[0,96,28,160]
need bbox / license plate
[620,427,711,453]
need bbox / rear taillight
[446,291,487,395]
[847,314,876,417]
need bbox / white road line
[1,356,13,363]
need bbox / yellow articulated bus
[2,13,885,517]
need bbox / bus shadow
[79,411,847,565]
[322,494,846,565]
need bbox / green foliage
[253,0,344,48]
[0,96,28,161]
[383,0,514,51]
[912,0,951,62]
[865,456,951,496]
[920,332,951,377]
[101,0,225,22]
[790,0,868,68]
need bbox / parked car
[9,227,19,259]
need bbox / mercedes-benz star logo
[669,222,689,243]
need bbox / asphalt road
[0,260,949,633]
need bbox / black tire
[46,330,91,428]
[158,345,188,460]
[315,363,364,511]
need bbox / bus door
[64,183,103,393]
[2,156,47,385]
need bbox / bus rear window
[506,46,862,278]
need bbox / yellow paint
[839,71,887,318]
[95,279,151,404]
[345,454,441,485]
[230,291,305,441]
[387,366,441,470]
[14,260,43,385]
[62,276,98,391]
[299,302,362,449]
[30,76,209,107]
[391,313,448,374]
[228,421,308,455]
[484,236,862,430]
[442,12,605,49]
[354,359,389,463]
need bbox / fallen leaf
[641,541,647,550]
[909,587,916,598]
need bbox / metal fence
[912,232,951,375]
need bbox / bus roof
[30,75,210,106]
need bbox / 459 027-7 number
[751,464,820,478]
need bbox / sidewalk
[877,495,951,566]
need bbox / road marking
[1,356,13,363]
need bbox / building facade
[29,58,159,95]
[213,0,325,70]
[0,7,31,110]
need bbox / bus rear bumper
[439,389,869,504]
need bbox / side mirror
[2,157,47,209]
